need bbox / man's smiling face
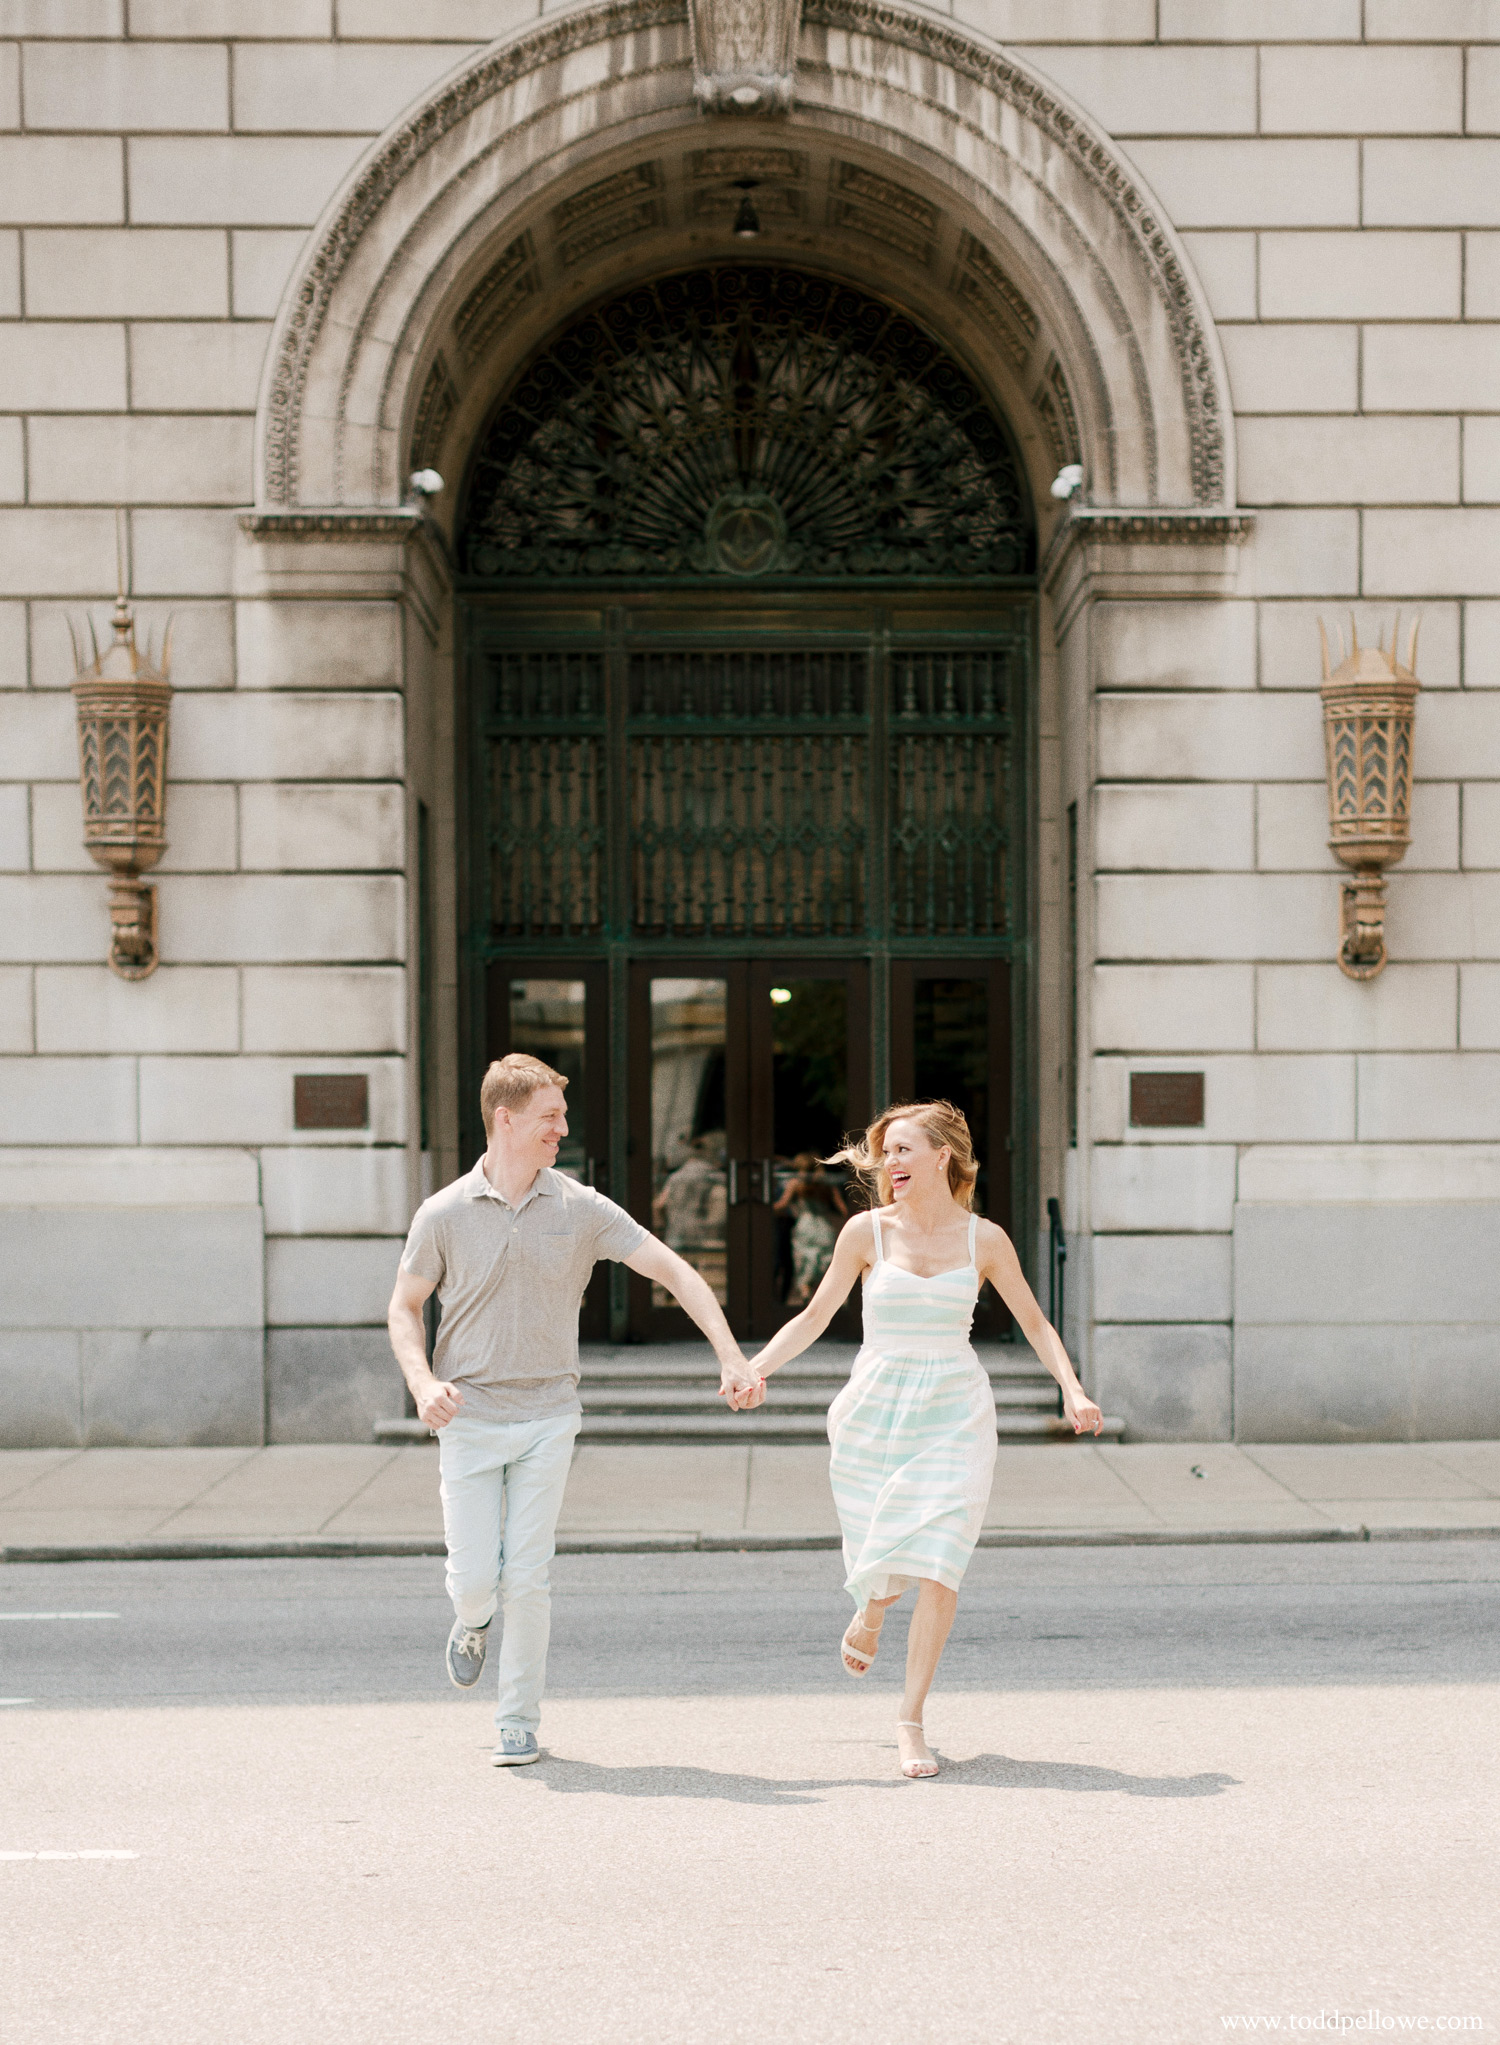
[502,1083,569,1173]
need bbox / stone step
[373,1338,1122,1445]
[375,1407,1126,1444]
[578,1383,1068,1414]
[572,1411,1127,1444]
[577,1364,1060,1390]
[577,1344,1061,1387]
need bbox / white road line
[0,1699,34,1707]
[0,1613,120,1621]
[0,1851,138,1862]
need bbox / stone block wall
[0,0,1495,1443]
[1004,1,1500,1440]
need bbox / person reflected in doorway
[772,1152,848,1303]
[735,1100,1101,1780]
[652,1131,728,1302]
[388,1054,758,1767]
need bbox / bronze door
[481,956,1012,1345]
[467,592,1031,1343]
[627,960,869,1342]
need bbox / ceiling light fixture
[732,179,761,238]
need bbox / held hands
[1062,1385,1103,1436]
[718,1352,766,1412]
[414,1376,464,1430]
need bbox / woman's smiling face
[882,1118,950,1201]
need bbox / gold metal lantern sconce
[1319,614,1419,982]
[69,515,172,981]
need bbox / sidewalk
[2,1439,1499,1559]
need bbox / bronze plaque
[294,1074,369,1131]
[1129,1071,1205,1128]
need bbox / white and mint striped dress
[827,1211,997,1610]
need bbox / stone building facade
[1,0,1497,1450]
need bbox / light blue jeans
[437,1408,580,1734]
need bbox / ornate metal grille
[474,630,1022,949]
[629,649,868,937]
[461,266,1033,582]
[485,650,607,938]
[889,651,1012,939]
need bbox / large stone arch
[251,0,1239,528]
[238,1,1252,1379]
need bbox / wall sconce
[69,515,172,981]
[1319,614,1419,982]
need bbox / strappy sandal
[840,1613,883,1676]
[898,1720,939,1778]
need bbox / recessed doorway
[461,262,1035,1342]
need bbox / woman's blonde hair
[826,1100,980,1211]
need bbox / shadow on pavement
[525,1760,899,1804]
[936,1752,1240,1797]
[520,1753,1238,1802]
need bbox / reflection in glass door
[628,961,865,1340]
[647,977,729,1311]
[767,977,849,1311]
[487,957,1009,1342]
[629,963,746,1336]
[752,964,868,1339]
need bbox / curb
[3,1524,1497,1562]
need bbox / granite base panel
[1234,1202,1500,1327]
[267,1327,407,1445]
[0,1328,265,1448]
[1233,1324,1500,1443]
[1090,1323,1233,1442]
[0,1207,265,1330]
[0,1330,85,1448]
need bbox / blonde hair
[480,1052,567,1135]
[826,1100,979,1211]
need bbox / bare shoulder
[838,1209,879,1260]
[973,1215,1017,1259]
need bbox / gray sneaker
[445,1618,490,1689]
[491,1729,541,1766]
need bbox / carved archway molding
[248,0,1243,567]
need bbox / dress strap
[871,1212,884,1263]
[967,1211,978,1265]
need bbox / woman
[772,1152,848,1303]
[741,1100,1101,1780]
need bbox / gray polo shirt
[400,1160,647,1423]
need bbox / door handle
[729,1159,774,1204]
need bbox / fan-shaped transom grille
[460,266,1033,582]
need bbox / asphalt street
[2,1543,1497,2044]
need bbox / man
[388,1052,760,1766]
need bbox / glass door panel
[891,959,1011,1337]
[647,976,729,1311]
[484,960,610,1337]
[626,961,864,1340]
[749,961,868,1340]
[769,976,849,1311]
[911,977,991,1216]
[507,977,590,1182]
[628,962,749,1337]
